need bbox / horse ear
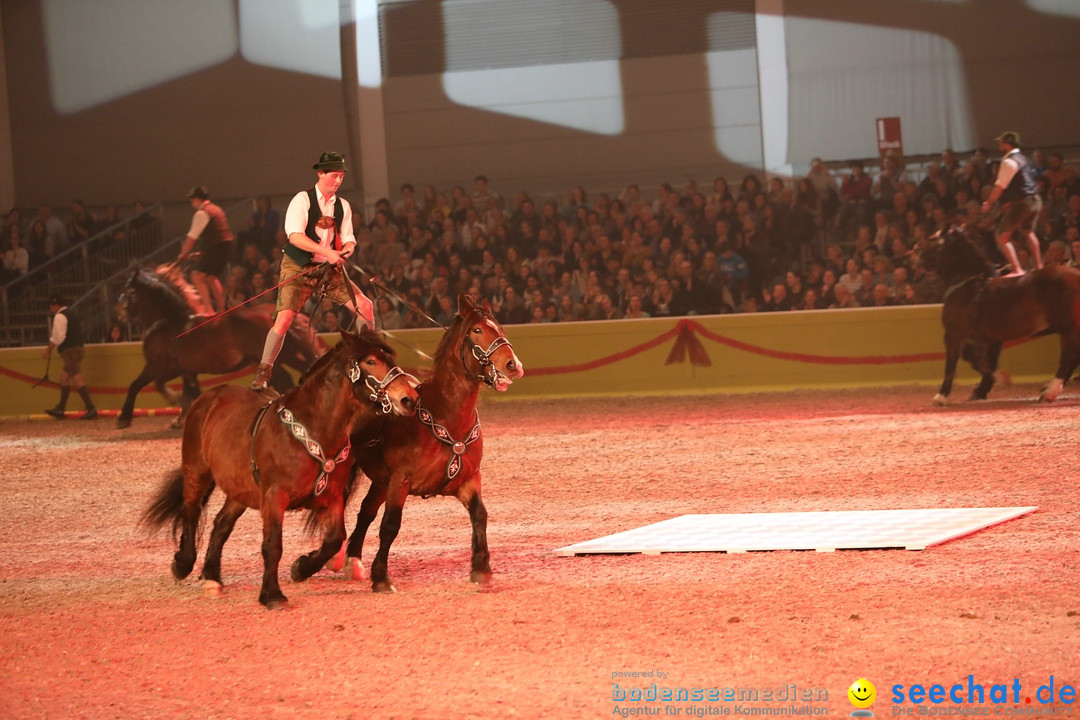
[457,292,475,314]
[480,298,493,314]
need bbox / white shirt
[284,186,356,262]
[994,149,1021,189]
[49,307,69,347]
[186,201,211,238]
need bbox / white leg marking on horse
[343,557,367,581]
[1041,377,1064,402]
[327,545,345,573]
[932,393,950,406]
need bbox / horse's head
[114,268,147,324]
[924,225,994,285]
[116,267,190,325]
[339,327,420,416]
[455,292,524,391]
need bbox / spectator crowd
[5,148,1079,333]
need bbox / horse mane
[154,263,210,315]
[130,268,195,321]
[295,330,396,386]
[432,301,498,367]
[432,314,466,366]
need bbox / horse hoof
[931,393,950,406]
[169,418,183,430]
[372,580,396,594]
[343,557,367,581]
[1040,378,1064,402]
[116,417,132,429]
[170,557,193,580]
[327,546,345,573]
[470,570,493,587]
[263,598,290,611]
[203,580,223,597]
[290,557,307,583]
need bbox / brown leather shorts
[997,195,1042,235]
[60,347,84,376]
[274,255,365,318]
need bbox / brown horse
[141,328,420,608]
[924,226,1080,404]
[115,268,320,428]
[343,293,524,592]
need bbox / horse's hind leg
[171,374,201,429]
[201,497,247,593]
[344,479,387,581]
[173,469,214,580]
[291,495,345,583]
[458,476,492,586]
[259,491,290,609]
[969,341,1002,401]
[118,367,158,428]
[933,332,965,405]
[1041,334,1080,402]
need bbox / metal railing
[0,205,166,345]
[56,198,255,346]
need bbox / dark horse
[342,292,524,592]
[115,267,320,428]
[923,226,1080,403]
[141,328,420,608]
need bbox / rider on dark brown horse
[981,131,1044,277]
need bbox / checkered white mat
[553,507,1037,556]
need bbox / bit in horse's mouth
[493,371,514,392]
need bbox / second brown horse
[344,293,524,592]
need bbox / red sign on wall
[877,117,903,157]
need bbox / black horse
[114,268,320,428]
[923,226,1080,403]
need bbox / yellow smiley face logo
[848,678,876,708]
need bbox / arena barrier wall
[0,304,1060,417]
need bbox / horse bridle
[460,324,514,388]
[250,353,415,495]
[349,359,413,415]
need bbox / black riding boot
[77,386,98,420]
[46,386,70,419]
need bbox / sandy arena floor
[0,383,1078,720]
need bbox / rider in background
[178,186,235,312]
[981,131,1044,277]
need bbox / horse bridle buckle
[468,335,513,387]
[363,364,408,415]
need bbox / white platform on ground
[553,507,1038,556]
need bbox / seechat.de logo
[849,678,877,717]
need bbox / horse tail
[301,506,327,538]
[140,468,192,539]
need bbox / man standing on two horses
[178,186,235,313]
[43,296,98,420]
[982,131,1044,277]
[251,151,374,391]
